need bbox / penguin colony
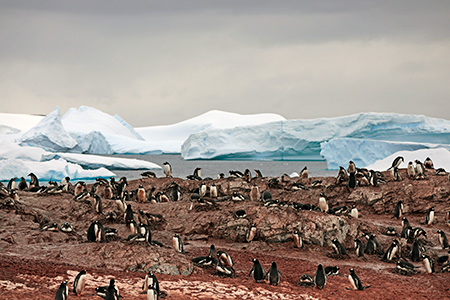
[1,155,450,298]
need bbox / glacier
[320,138,450,170]
[181,113,450,163]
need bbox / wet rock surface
[1,168,450,299]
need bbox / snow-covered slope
[320,138,450,169]
[135,110,285,153]
[366,148,450,171]
[181,113,450,161]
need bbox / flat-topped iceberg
[181,113,450,161]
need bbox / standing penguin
[137,185,146,203]
[146,281,159,300]
[382,239,399,261]
[425,207,435,225]
[210,183,218,198]
[314,264,327,290]
[348,268,370,290]
[249,258,265,283]
[411,240,421,262]
[350,205,359,219]
[105,279,120,300]
[300,166,308,179]
[55,281,68,300]
[87,221,105,243]
[438,230,450,249]
[246,224,257,243]
[336,166,349,184]
[250,183,260,202]
[331,238,347,255]
[199,182,207,197]
[218,250,233,268]
[265,261,282,286]
[347,172,356,189]
[18,177,28,191]
[73,270,87,296]
[415,160,426,179]
[391,167,403,181]
[28,173,39,189]
[421,254,435,274]
[354,239,365,258]
[243,169,252,182]
[293,230,303,248]
[393,201,403,219]
[424,157,434,169]
[7,177,17,190]
[163,162,172,178]
[172,234,184,253]
[254,169,263,178]
[93,194,103,215]
[364,234,378,255]
[318,193,328,213]
[407,161,416,178]
[369,170,378,187]
[388,156,404,170]
[125,204,135,226]
[142,270,159,295]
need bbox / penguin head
[349,268,355,273]
[320,192,325,197]
[252,258,259,264]
[80,270,87,275]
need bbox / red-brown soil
[1,169,450,299]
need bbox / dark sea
[109,154,337,181]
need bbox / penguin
[385,226,397,236]
[382,239,399,261]
[104,227,118,237]
[331,238,347,255]
[217,173,225,179]
[356,172,370,186]
[229,170,244,178]
[406,161,415,178]
[388,156,404,170]
[348,161,356,174]
[411,240,421,262]
[311,179,322,187]
[231,192,245,201]
[413,227,427,239]
[391,167,403,181]
[246,224,257,243]
[265,261,282,286]
[348,268,370,290]
[90,182,101,195]
[313,264,327,290]
[250,183,260,201]
[369,170,378,187]
[125,204,135,226]
[104,185,113,200]
[60,222,73,233]
[436,168,447,176]
[425,207,435,225]
[147,187,156,202]
[354,239,365,258]
[424,157,434,169]
[336,166,349,184]
[61,176,71,192]
[347,172,356,188]
[146,282,158,300]
[400,226,413,240]
[142,270,159,295]
[260,190,272,202]
[415,160,425,179]
[299,166,308,179]
[137,185,146,203]
[364,234,377,255]
[141,171,156,178]
[41,222,59,231]
[249,258,265,283]
[93,194,103,215]
[162,162,172,177]
[421,254,435,274]
[172,233,184,253]
[293,230,303,248]
[291,182,306,190]
[254,169,263,178]
[402,217,410,229]
[210,183,218,198]
[74,181,86,196]
[193,167,202,178]
[55,281,68,300]
[235,209,246,218]
[328,205,348,215]
[7,177,17,190]
[216,258,234,276]
[105,278,120,300]
[438,230,450,249]
[298,274,315,287]
[350,205,359,219]
[87,220,105,243]
[156,191,170,203]
[73,270,87,296]
[318,193,328,213]
[199,182,207,197]
[243,169,252,182]
[218,250,233,267]
[393,201,403,219]
[16,177,27,191]
[73,188,90,202]
[396,260,419,274]
[169,182,181,201]
[28,173,39,189]
[192,256,214,266]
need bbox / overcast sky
[1,1,450,126]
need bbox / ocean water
[109,154,337,180]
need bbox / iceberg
[320,138,450,170]
[0,158,115,182]
[0,112,44,133]
[19,107,78,152]
[69,131,114,155]
[366,148,450,171]
[181,113,450,161]
[136,110,285,154]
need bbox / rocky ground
[1,168,450,299]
